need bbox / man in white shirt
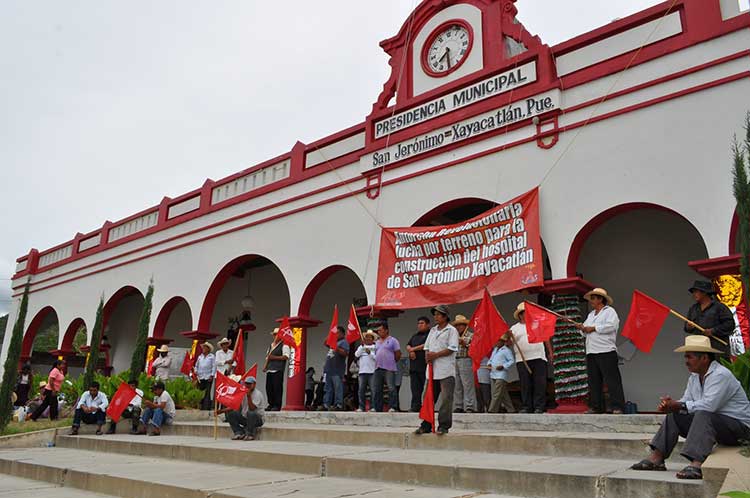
[216,376,267,441]
[70,381,109,436]
[355,330,378,411]
[151,345,172,381]
[215,338,236,375]
[509,302,552,413]
[105,379,144,434]
[139,381,176,436]
[415,304,459,435]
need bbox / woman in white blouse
[576,288,625,414]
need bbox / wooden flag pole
[668,309,729,346]
[506,329,532,375]
[529,301,581,326]
[213,396,218,440]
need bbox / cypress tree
[0,283,30,431]
[733,112,750,314]
[83,297,105,389]
[129,281,153,382]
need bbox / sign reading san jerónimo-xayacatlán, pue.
[375,187,542,309]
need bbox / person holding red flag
[415,304,459,435]
[105,379,143,434]
[509,302,552,414]
[215,375,267,441]
[264,328,291,411]
[576,287,626,415]
[323,326,349,410]
[215,338,236,375]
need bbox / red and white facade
[3,0,750,409]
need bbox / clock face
[422,21,473,77]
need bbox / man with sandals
[631,335,750,480]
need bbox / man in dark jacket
[684,280,735,356]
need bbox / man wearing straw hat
[452,314,477,413]
[264,328,291,411]
[215,338,236,376]
[576,287,625,414]
[194,342,216,411]
[509,302,551,414]
[631,335,750,480]
[152,345,171,381]
[684,280,735,357]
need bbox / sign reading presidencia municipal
[364,89,559,169]
[374,61,538,139]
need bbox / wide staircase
[0,412,729,498]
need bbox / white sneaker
[369,408,376,412]
[388,408,396,413]
[355,408,363,412]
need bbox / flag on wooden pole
[468,289,509,372]
[106,382,138,423]
[325,306,339,349]
[346,305,362,344]
[242,363,258,381]
[278,316,296,348]
[418,364,435,431]
[621,290,671,353]
[179,351,193,376]
[232,332,246,376]
[215,371,248,411]
[524,301,558,343]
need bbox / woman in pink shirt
[30,359,66,421]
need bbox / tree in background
[0,284,29,432]
[82,297,105,389]
[732,112,750,315]
[0,315,8,345]
[129,281,154,382]
[32,323,59,354]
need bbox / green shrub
[720,351,750,399]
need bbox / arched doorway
[571,204,709,409]
[59,318,88,377]
[22,306,59,371]
[103,286,146,375]
[153,296,194,348]
[199,255,291,402]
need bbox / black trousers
[518,359,548,412]
[266,371,284,410]
[198,378,213,411]
[31,390,58,421]
[305,389,314,407]
[651,411,750,463]
[410,370,426,411]
[586,351,625,412]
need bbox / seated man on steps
[70,381,109,436]
[138,381,176,436]
[106,379,143,434]
[215,376,266,441]
[631,335,750,480]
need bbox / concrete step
[0,446,514,498]
[51,434,721,498]
[0,473,115,497]
[162,421,683,461]
[261,411,665,433]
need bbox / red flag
[346,305,362,344]
[278,316,296,348]
[525,301,557,343]
[621,290,671,353]
[419,364,435,431]
[325,306,339,349]
[232,332,246,376]
[180,351,192,376]
[241,363,258,382]
[106,382,138,423]
[215,371,248,411]
[468,289,510,371]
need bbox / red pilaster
[278,315,322,411]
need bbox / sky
[0,0,670,316]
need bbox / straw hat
[218,338,231,347]
[584,287,614,306]
[38,381,47,389]
[363,329,378,339]
[200,342,214,353]
[452,314,469,326]
[156,345,169,353]
[513,302,526,320]
[270,327,280,336]
[674,335,723,354]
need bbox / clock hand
[445,47,451,69]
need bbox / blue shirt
[324,339,350,377]
[489,345,515,381]
[195,353,216,380]
[679,361,750,428]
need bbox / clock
[421,20,474,77]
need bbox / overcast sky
[1,0,671,316]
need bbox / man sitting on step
[215,376,266,441]
[631,335,750,480]
[138,381,176,436]
[105,379,143,434]
[70,381,109,436]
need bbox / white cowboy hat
[201,342,214,353]
[270,327,280,336]
[363,330,378,339]
[452,314,470,326]
[674,335,723,354]
[156,345,169,353]
[513,302,526,320]
[217,338,231,347]
[584,287,614,306]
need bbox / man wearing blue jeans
[372,323,401,412]
[139,381,176,436]
[323,327,349,410]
